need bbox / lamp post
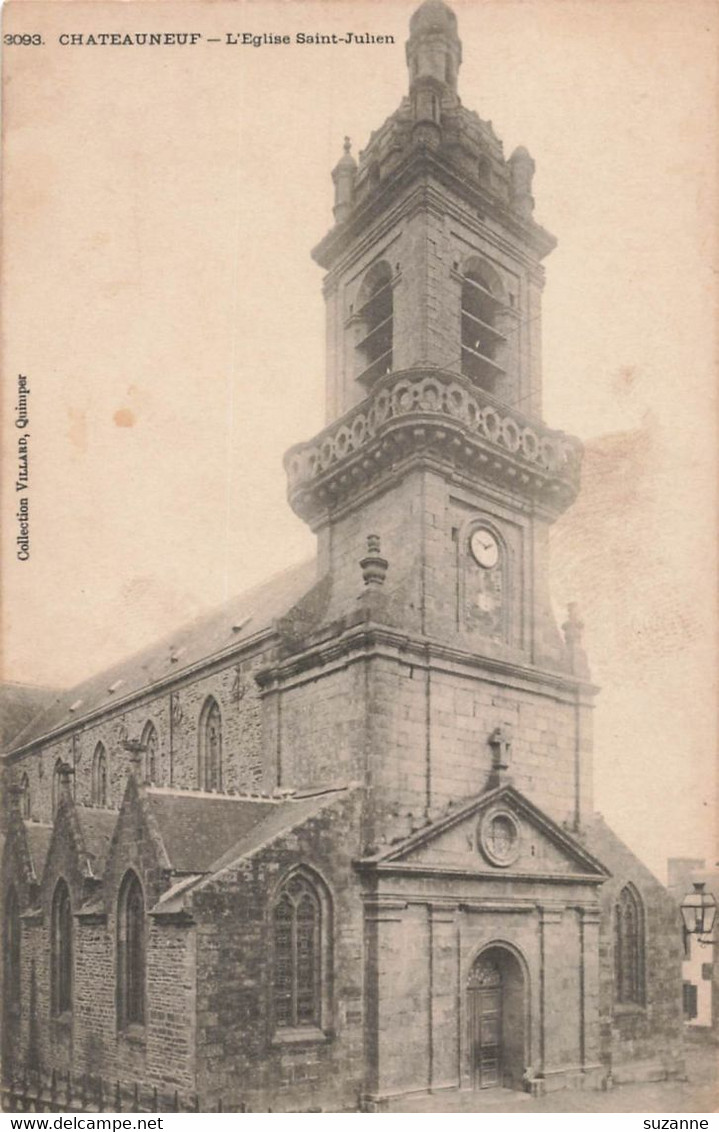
[680,882,717,947]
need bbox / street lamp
[680,882,717,947]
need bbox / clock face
[470,527,499,569]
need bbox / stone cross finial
[343,136,351,154]
[489,725,512,772]
[360,534,389,588]
[488,724,512,788]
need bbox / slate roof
[0,682,59,749]
[146,787,346,877]
[577,813,671,891]
[205,790,347,876]
[23,822,53,882]
[150,788,348,912]
[7,560,316,754]
[75,807,117,878]
[147,790,281,874]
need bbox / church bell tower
[283,0,593,839]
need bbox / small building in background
[667,859,718,1034]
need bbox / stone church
[1,0,683,1112]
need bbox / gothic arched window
[614,884,645,1006]
[460,260,506,393]
[19,773,30,820]
[51,879,73,1016]
[141,721,159,785]
[272,870,330,1031]
[356,261,393,387]
[198,697,222,793]
[51,758,64,818]
[117,871,145,1028]
[91,743,108,807]
[4,886,21,1018]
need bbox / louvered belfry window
[614,884,645,1005]
[118,871,145,1027]
[460,264,507,394]
[52,879,73,1015]
[272,875,321,1028]
[356,262,393,386]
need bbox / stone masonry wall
[367,652,581,840]
[191,792,364,1113]
[581,819,684,1080]
[6,646,271,824]
[8,793,199,1093]
[323,175,542,423]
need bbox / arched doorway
[467,945,528,1090]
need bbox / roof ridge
[146,786,282,803]
[6,558,318,754]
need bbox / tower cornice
[255,619,598,702]
[320,178,547,302]
[285,367,581,530]
[313,144,556,272]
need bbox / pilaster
[428,902,460,1091]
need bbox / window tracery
[614,884,645,1006]
[141,721,159,785]
[117,871,145,1028]
[51,879,73,1015]
[198,697,222,792]
[91,743,108,807]
[272,872,328,1031]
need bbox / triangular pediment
[359,786,608,881]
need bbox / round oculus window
[479,809,521,867]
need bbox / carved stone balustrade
[285,368,582,527]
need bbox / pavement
[387,1036,717,1113]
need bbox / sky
[2,0,717,879]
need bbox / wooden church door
[468,956,503,1088]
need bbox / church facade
[1,1,683,1112]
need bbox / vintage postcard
[1,0,716,1116]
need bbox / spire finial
[562,603,590,677]
[360,535,389,588]
[406,0,462,100]
[332,136,357,224]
